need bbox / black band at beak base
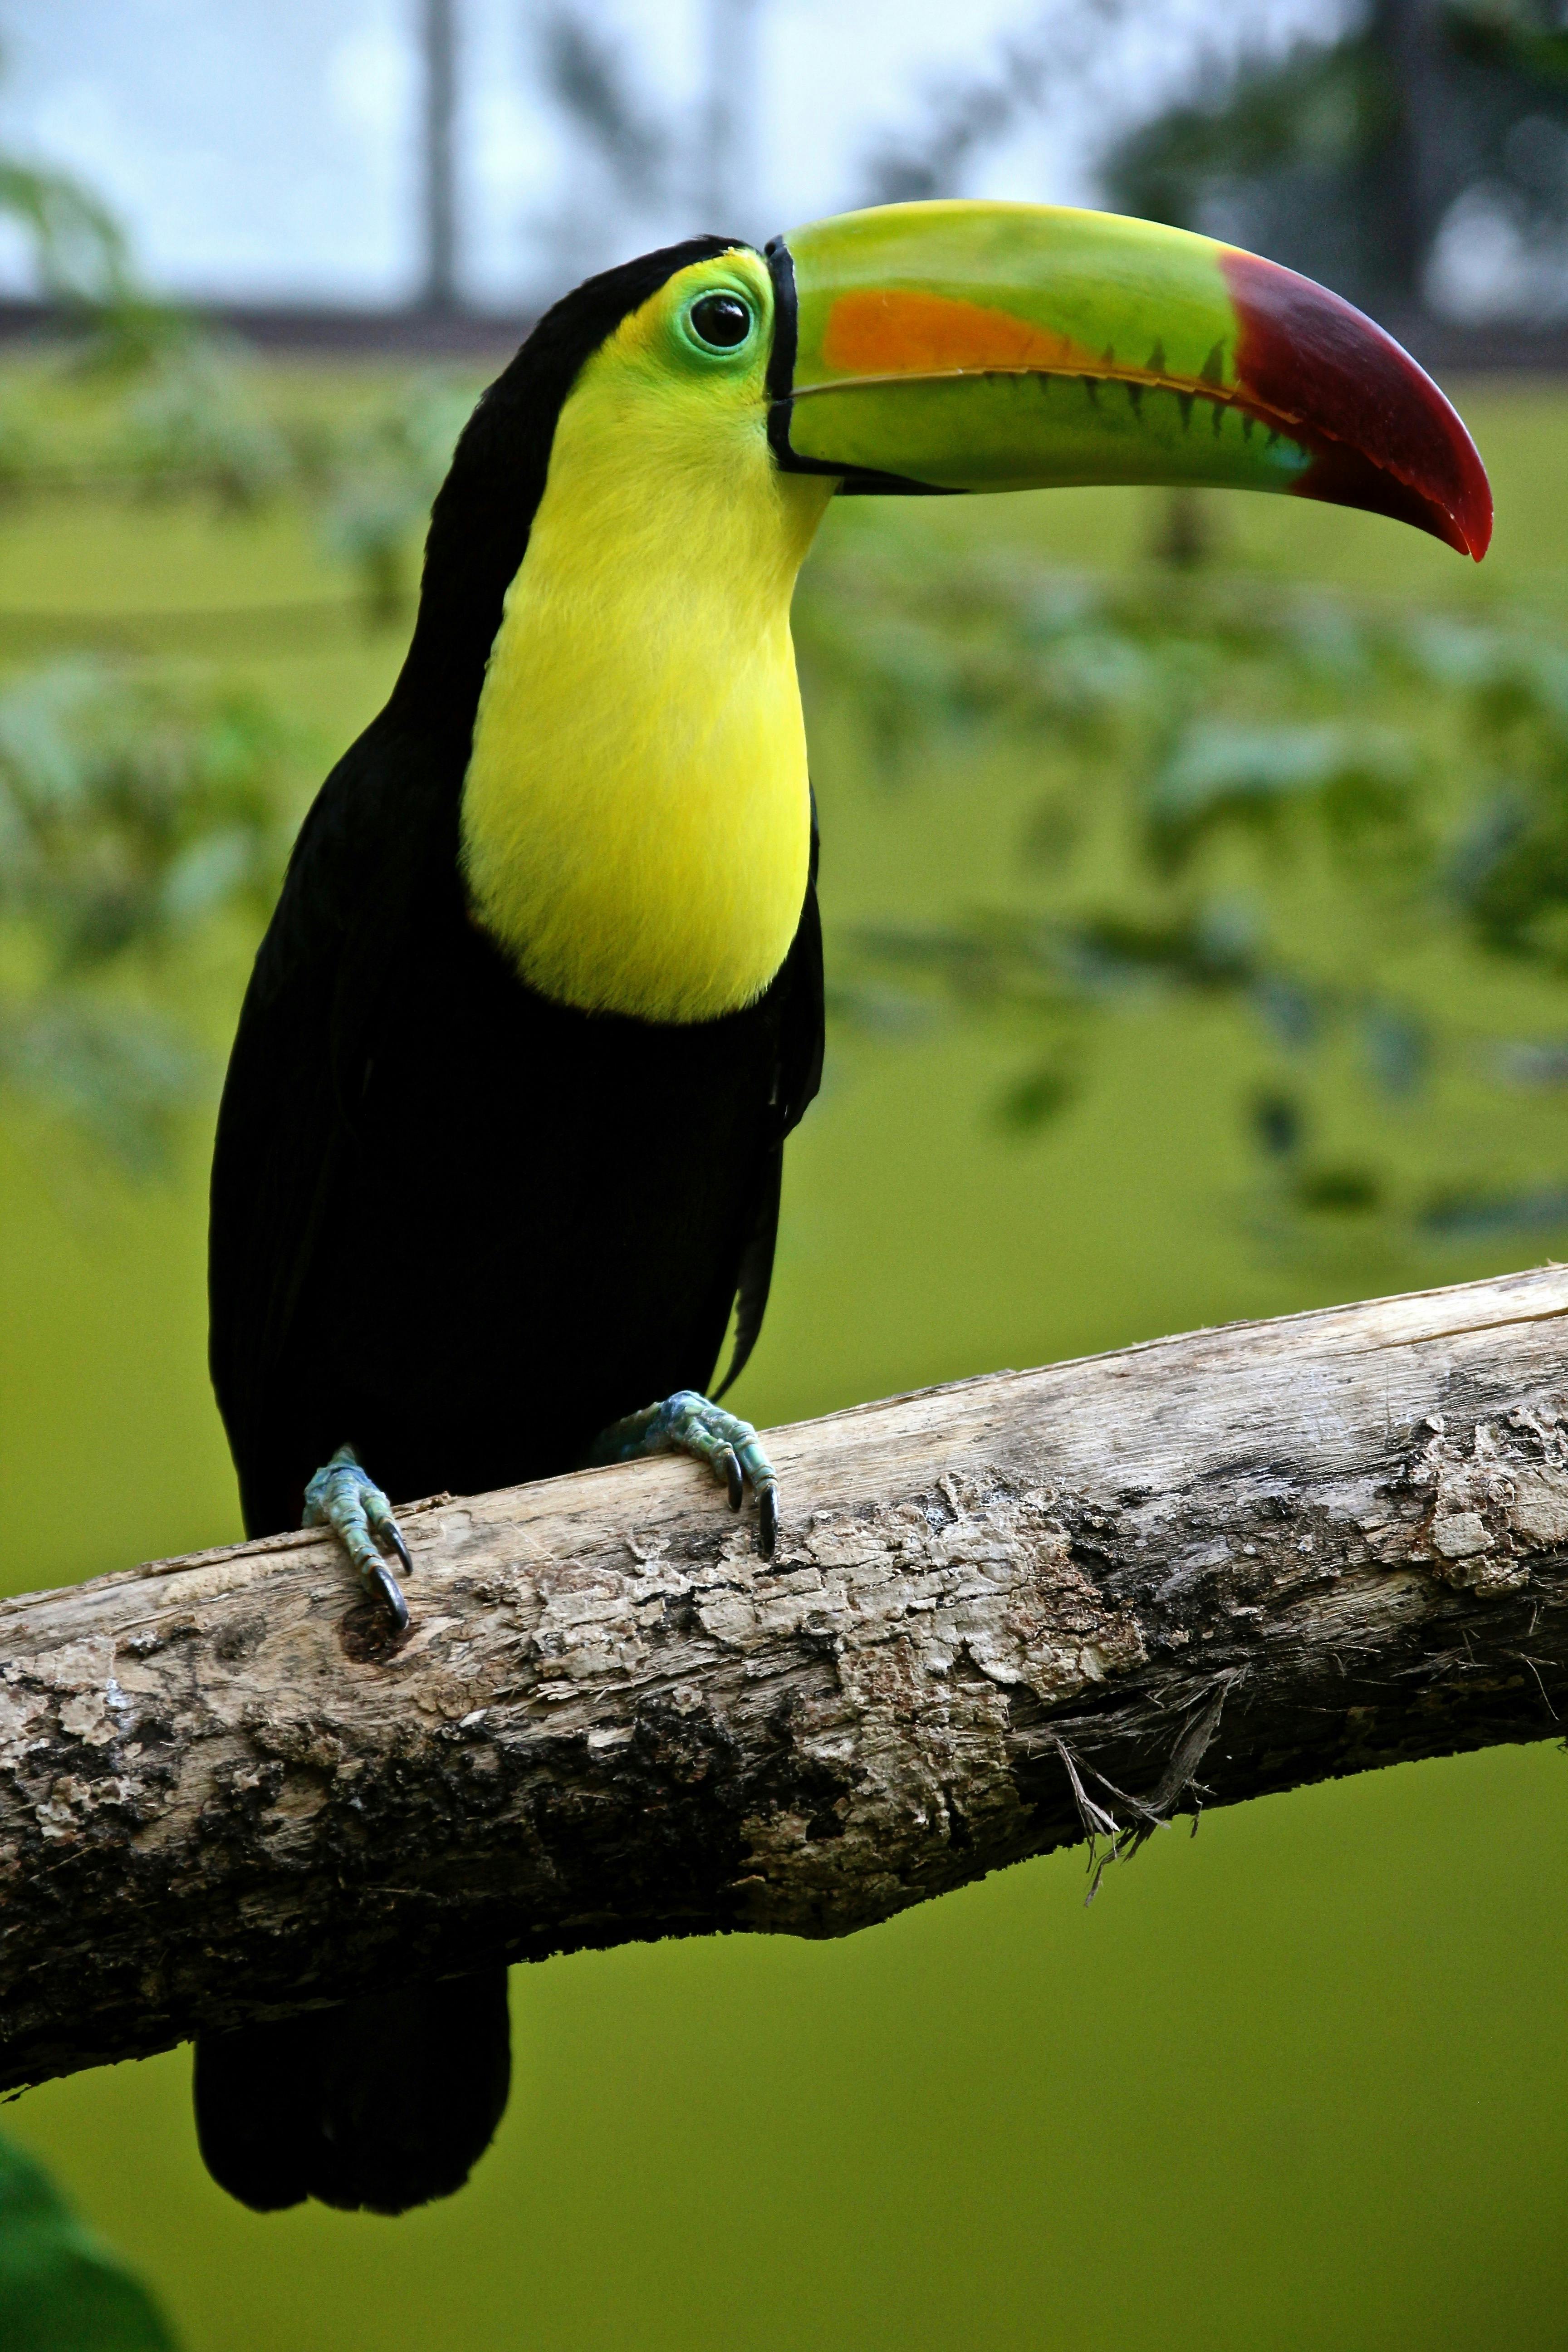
[763,232,962,499]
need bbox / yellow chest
[459,367,833,1026]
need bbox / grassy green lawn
[5,372,1568,2352]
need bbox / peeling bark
[5,1267,1568,2094]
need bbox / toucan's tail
[193,1968,511,2215]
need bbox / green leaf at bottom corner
[0,2135,177,2352]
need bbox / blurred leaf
[1251,1088,1304,1158]
[1151,720,1416,858]
[0,1000,197,1171]
[1493,1034,1568,1085]
[997,1062,1078,1134]
[1362,1007,1430,1097]
[1293,1163,1383,1214]
[0,2133,177,2351]
[1421,1180,1568,1238]
[315,376,469,624]
[1252,975,1320,1049]
[0,161,131,307]
[121,343,292,508]
[0,660,299,1163]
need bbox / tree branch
[7,1266,1568,2094]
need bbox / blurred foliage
[0,157,131,310]
[0,348,470,610]
[113,339,297,510]
[310,375,473,623]
[0,147,202,381]
[0,345,464,1169]
[1104,20,1402,309]
[1103,0,1568,319]
[0,113,468,1168]
[797,526,1568,1247]
[0,660,297,1167]
[0,2132,177,2350]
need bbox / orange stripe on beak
[820,289,1107,382]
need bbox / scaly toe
[303,1445,412,1625]
[364,1489,414,1581]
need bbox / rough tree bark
[5,1266,1568,2096]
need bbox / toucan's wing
[208,711,459,1531]
[715,799,824,1400]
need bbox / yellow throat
[460,252,835,1025]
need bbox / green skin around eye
[681,294,756,359]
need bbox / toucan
[193,201,1490,2215]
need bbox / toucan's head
[446,206,1493,1025]
[407,201,1490,717]
[573,201,1491,554]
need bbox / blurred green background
[5,370,1568,2352]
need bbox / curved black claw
[592,1392,781,1553]
[304,1445,414,1627]
[382,1519,414,1582]
[368,1558,411,1633]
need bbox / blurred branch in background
[543,8,673,207]
[702,0,764,231]
[859,0,1134,205]
[530,4,684,281]
[529,0,771,284]
[1104,0,1568,327]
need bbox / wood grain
[5,1264,1568,2093]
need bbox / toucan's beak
[765,202,1491,560]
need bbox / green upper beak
[764,202,1491,560]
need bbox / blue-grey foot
[303,1445,413,1629]
[590,1390,779,1556]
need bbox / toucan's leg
[589,1390,779,1556]
[303,1445,413,1628]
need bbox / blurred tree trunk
[1374,0,1448,302]
[5,1266,1568,2095]
[1151,486,1220,569]
[421,0,459,313]
[702,0,762,234]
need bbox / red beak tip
[1221,246,1493,565]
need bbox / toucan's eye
[687,292,753,350]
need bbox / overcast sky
[0,0,1345,309]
